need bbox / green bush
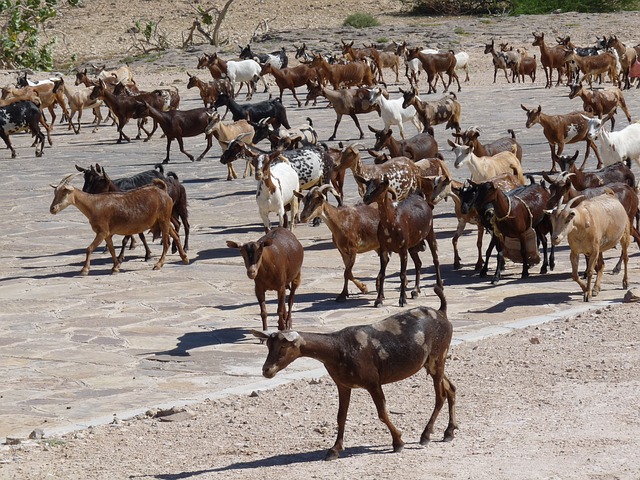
[400,0,639,15]
[343,13,381,28]
[0,0,79,70]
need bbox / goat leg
[398,250,409,307]
[81,232,106,275]
[276,287,287,331]
[374,250,390,307]
[256,288,269,331]
[368,384,404,453]
[409,248,422,300]
[326,385,351,461]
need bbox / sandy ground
[1,3,640,479]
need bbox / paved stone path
[1,70,638,440]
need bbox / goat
[543,171,640,272]
[186,73,232,108]
[91,64,135,84]
[49,174,188,275]
[227,227,302,331]
[253,149,301,232]
[358,174,442,307]
[368,125,439,161]
[304,84,378,140]
[133,101,214,164]
[606,35,637,89]
[204,112,255,180]
[0,100,46,158]
[335,146,423,201]
[447,173,524,271]
[2,81,66,134]
[310,54,375,90]
[453,126,523,162]
[568,83,631,130]
[566,160,636,190]
[464,180,554,283]
[521,104,602,170]
[296,184,379,301]
[369,86,422,139]
[532,32,567,88]
[400,87,461,133]
[341,41,383,81]
[260,63,317,107]
[213,92,290,130]
[448,139,524,184]
[406,48,461,94]
[75,163,190,256]
[545,192,630,301]
[252,286,456,460]
[239,44,288,69]
[207,53,262,100]
[563,49,619,88]
[584,113,640,168]
[483,39,511,83]
[251,117,318,150]
[59,77,104,134]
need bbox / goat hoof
[411,290,419,299]
[182,258,189,265]
[374,299,384,308]
[335,295,347,302]
[324,449,341,461]
[419,434,430,445]
[79,269,89,276]
[392,441,405,453]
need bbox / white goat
[369,86,422,139]
[255,151,300,232]
[448,139,525,184]
[585,114,640,167]
[210,54,262,99]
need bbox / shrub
[400,0,638,15]
[343,13,381,28]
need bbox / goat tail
[306,117,313,127]
[167,171,180,180]
[434,285,447,314]
[151,178,168,191]
[508,128,516,139]
[154,163,165,175]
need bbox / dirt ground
[1,2,640,479]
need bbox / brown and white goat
[563,49,619,88]
[49,174,188,275]
[521,104,602,170]
[448,139,524,184]
[205,112,255,180]
[400,87,461,133]
[253,286,456,460]
[227,227,303,330]
[368,124,439,161]
[568,83,631,130]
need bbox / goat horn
[564,195,583,211]
[56,172,82,189]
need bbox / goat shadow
[148,327,249,357]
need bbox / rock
[249,391,259,397]
[28,429,44,440]
[5,437,21,445]
[158,411,195,422]
[623,288,640,303]
[529,337,540,345]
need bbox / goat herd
[2,30,640,460]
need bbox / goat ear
[251,330,270,341]
[261,238,274,248]
[75,164,86,173]
[226,240,242,249]
[447,139,458,149]
[293,190,304,199]
[520,104,528,112]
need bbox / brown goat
[227,227,303,331]
[564,49,619,88]
[296,184,379,302]
[260,63,318,107]
[310,55,375,90]
[253,286,456,460]
[368,125,440,161]
[453,126,523,162]
[134,101,215,164]
[532,32,566,88]
[49,174,188,275]
[359,174,443,307]
[406,48,461,94]
[305,84,379,140]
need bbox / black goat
[213,93,291,130]
[239,45,288,69]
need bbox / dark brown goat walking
[253,286,457,460]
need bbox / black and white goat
[239,44,288,70]
[0,100,46,158]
